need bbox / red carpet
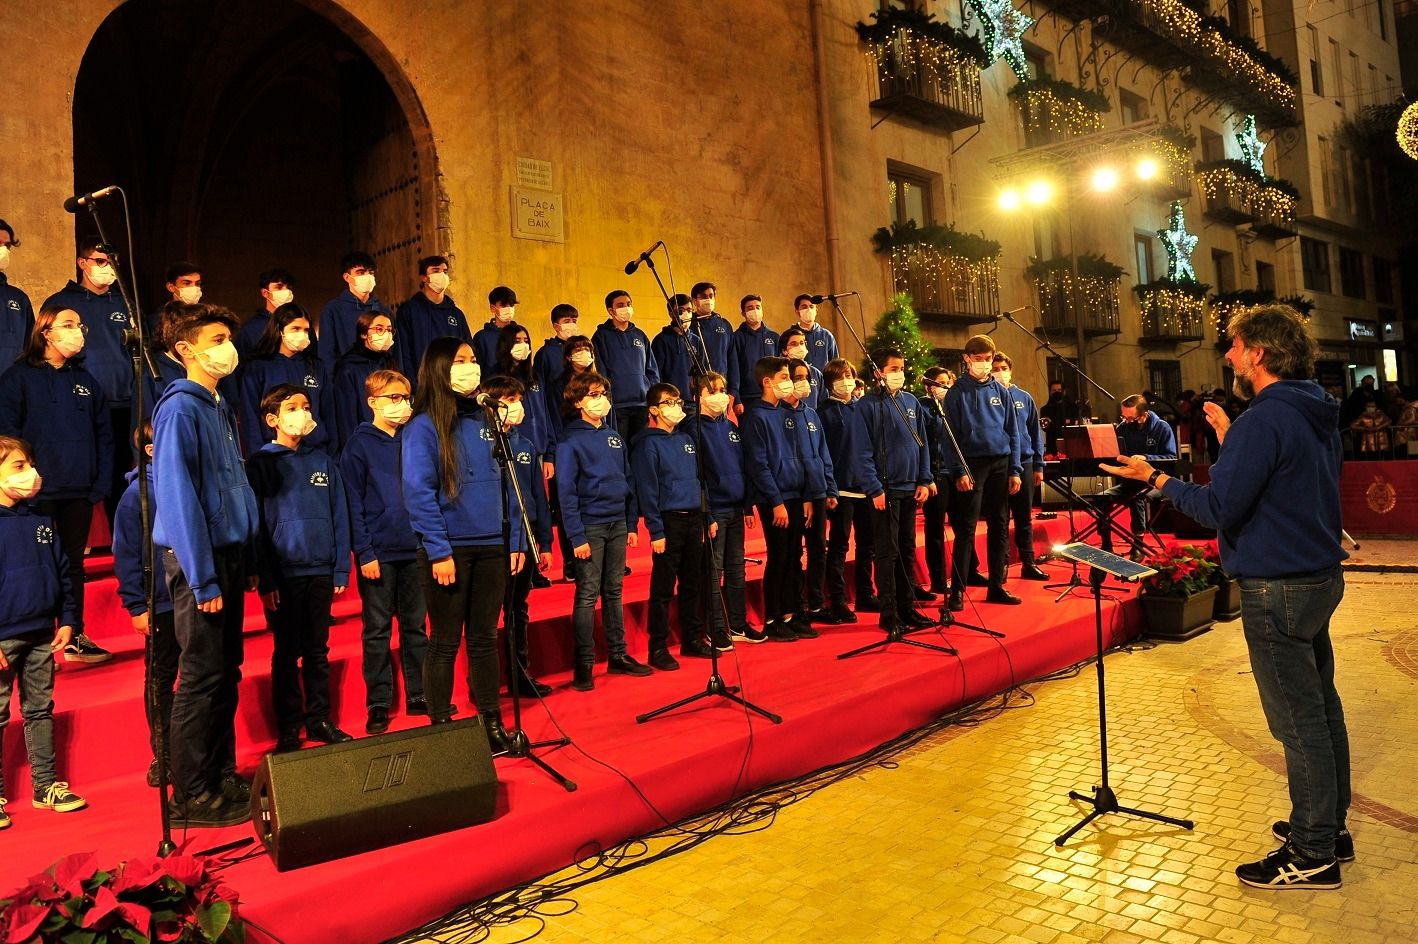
[1,514,1146,943]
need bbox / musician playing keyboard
[1095,394,1177,559]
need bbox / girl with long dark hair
[238,303,332,456]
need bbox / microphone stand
[87,188,173,856]
[483,401,576,791]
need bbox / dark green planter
[1213,578,1242,622]
[1140,585,1218,641]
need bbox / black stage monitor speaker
[251,718,498,871]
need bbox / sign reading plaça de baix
[511,186,565,243]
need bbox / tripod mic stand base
[497,728,578,792]
[837,625,958,659]
[637,673,783,725]
[935,610,1006,639]
[1054,783,1195,846]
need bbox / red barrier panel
[1341,460,1418,535]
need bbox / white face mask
[992,369,1012,387]
[380,400,412,426]
[49,325,86,358]
[582,395,612,419]
[773,379,795,399]
[967,360,991,380]
[832,378,855,398]
[611,305,634,324]
[510,341,531,362]
[277,408,317,438]
[350,272,376,296]
[883,371,905,393]
[268,287,294,307]
[658,403,685,426]
[176,285,203,305]
[502,399,525,428]
[676,311,693,328]
[367,331,394,353]
[493,306,516,326]
[570,350,594,369]
[0,466,41,501]
[930,384,948,401]
[700,391,731,416]
[427,271,450,294]
[786,344,808,360]
[450,363,481,395]
[0,245,10,271]
[793,379,812,399]
[744,308,763,327]
[555,321,579,340]
[195,340,238,379]
[88,264,117,289]
[696,298,715,315]
[798,306,817,325]
[283,328,310,353]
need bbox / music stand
[1051,543,1195,846]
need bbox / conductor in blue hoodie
[152,304,259,829]
[1103,305,1351,891]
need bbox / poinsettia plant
[1140,544,1219,598]
[0,851,245,943]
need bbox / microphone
[996,305,1032,320]
[63,186,119,213]
[474,393,507,410]
[808,291,858,304]
[623,240,665,275]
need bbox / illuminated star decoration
[1236,114,1266,176]
[966,0,1035,82]
[1157,201,1198,283]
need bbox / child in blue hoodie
[238,302,333,456]
[331,309,399,448]
[556,370,653,690]
[248,384,353,753]
[113,421,179,788]
[592,290,659,439]
[0,436,87,826]
[818,358,883,624]
[152,303,259,829]
[340,369,429,734]
[693,372,759,644]
[402,337,526,748]
[632,383,713,670]
[0,304,115,665]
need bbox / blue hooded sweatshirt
[1006,386,1047,472]
[630,426,702,541]
[691,313,734,376]
[471,319,509,375]
[943,375,1022,477]
[140,351,188,424]
[779,321,837,373]
[651,325,708,404]
[532,337,566,398]
[1161,380,1346,578]
[317,289,391,365]
[921,394,952,480]
[786,402,837,500]
[152,380,259,604]
[332,344,399,448]
[819,396,883,496]
[41,281,133,405]
[742,400,805,505]
[694,411,751,515]
[396,291,469,381]
[554,418,637,547]
[0,360,113,503]
[339,421,420,565]
[238,352,333,456]
[0,274,35,366]
[729,321,777,406]
[402,405,525,560]
[0,504,78,640]
[510,428,554,554]
[248,441,352,590]
[592,319,659,409]
[113,467,173,617]
[1118,410,1177,461]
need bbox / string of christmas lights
[1197,166,1297,224]
[1032,269,1121,332]
[891,245,1001,316]
[1138,287,1208,338]
[863,27,983,92]
[1014,84,1107,140]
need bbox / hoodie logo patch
[990,396,1002,407]
[814,338,824,347]
[109,312,127,324]
[304,375,319,388]
[632,338,644,349]
[765,338,776,347]
[447,315,458,325]
[1014,401,1025,410]
[6,300,18,312]
[480,428,494,442]
[716,325,726,334]
[516,451,532,465]
[684,443,696,455]
[784,417,796,430]
[905,409,915,420]
[807,421,818,433]
[729,430,741,443]
[607,435,623,450]
[35,525,54,545]
[74,384,91,397]
[530,383,541,394]
[309,471,329,487]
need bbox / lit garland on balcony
[1031,271,1121,325]
[1207,289,1314,335]
[1135,282,1209,339]
[1196,162,1298,225]
[1398,101,1418,161]
[891,245,1001,296]
[1010,81,1108,138]
[855,8,989,83]
[964,0,1034,82]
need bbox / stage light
[1136,158,1159,181]
[1052,543,1068,553]
[998,188,1022,211]
[1091,166,1120,192]
[1025,179,1052,205]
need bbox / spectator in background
[1350,402,1393,461]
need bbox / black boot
[481,713,509,753]
[572,662,594,692]
[1020,556,1049,581]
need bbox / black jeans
[707,510,748,635]
[647,511,707,651]
[1009,474,1036,559]
[418,546,506,720]
[270,574,334,731]
[948,455,1010,590]
[35,497,95,634]
[870,490,918,626]
[144,609,180,759]
[803,497,827,610]
[921,486,949,590]
[614,405,647,441]
[104,405,134,528]
[826,497,866,609]
[852,502,876,603]
[758,500,805,623]
[165,546,245,800]
[358,558,428,709]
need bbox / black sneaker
[804,608,837,624]
[1236,842,1341,890]
[572,662,595,691]
[405,697,429,716]
[985,587,1022,605]
[912,585,937,602]
[947,590,965,612]
[855,596,880,613]
[680,638,715,659]
[63,633,113,665]
[366,706,390,735]
[220,773,251,805]
[146,759,160,789]
[607,654,652,677]
[33,781,87,813]
[530,571,552,589]
[275,728,302,753]
[789,615,819,640]
[965,571,990,587]
[1272,821,1354,862]
[708,629,734,652]
[649,649,680,671]
[307,720,353,744]
[1020,562,1049,581]
[169,790,248,829]
[765,621,798,643]
[740,624,768,644]
[827,605,857,624]
[903,609,936,628]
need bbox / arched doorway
[72,0,444,318]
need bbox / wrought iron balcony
[1137,284,1208,343]
[867,27,985,133]
[889,246,1000,326]
[1250,185,1300,240]
[1034,269,1121,337]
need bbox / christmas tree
[862,292,935,383]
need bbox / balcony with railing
[1010,78,1110,149]
[1196,161,1301,232]
[874,223,1001,326]
[1029,256,1123,337]
[858,9,987,133]
[1135,281,1209,343]
[1250,183,1300,240]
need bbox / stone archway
[72,0,445,314]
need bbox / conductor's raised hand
[1203,400,1231,444]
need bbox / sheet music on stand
[1055,543,1157,582]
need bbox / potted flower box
[1138,544,1220,641]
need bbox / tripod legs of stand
[838,624,958,659]
[1055,785,1196,846]
[637,670,783,724]
[499,727,577,792]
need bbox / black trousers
[104,405,133,528]
[35,497,95,633]
[967,474,1039,574]
[165,546,245,800]
[418,546,506,721]
[921,486,949,590]
[758,500,805,623]
[870,490,918,627]
[647,511,707,651]
[270,574,334,731]
[826,496,869,609]
[948,455,1010,589]
[144,608,180,759]
[803,497,827,610]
